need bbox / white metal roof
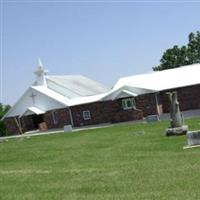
[46,75,109,98]
[114,64,200,92]
[66,93,108,107]
[31,75,111,107]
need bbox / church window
[83,110,91,120]
[122,98,136,110]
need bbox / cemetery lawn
[1,118,200,200]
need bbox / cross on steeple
[30,92,37,104]
[34,58,48,86]
[34,58,48,77]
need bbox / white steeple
[38,57,43,68]
[34,58,48,86]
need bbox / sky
[1,0,200,105]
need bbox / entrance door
[32,114,44,129]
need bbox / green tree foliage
[0,103,11,137]
[153,31,200,71]
[187,31,200,63]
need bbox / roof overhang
[110,89,138,100]
[20,107,45,117]
[102,85,156,101]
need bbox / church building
[2,62,200,135]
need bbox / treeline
[153,31,200,71]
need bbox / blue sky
[1,1,200,105]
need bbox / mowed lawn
[1,118,200,200]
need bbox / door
[32,114,44,129]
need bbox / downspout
[154,93,160,116]
[68,107,74,127]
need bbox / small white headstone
[187,131,200,146]
[146,115,160,122]
[183,130,200,149]
[64,125,72,133]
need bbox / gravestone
[186,131,200,147]
[146,115,160,122]
[165,91,188,136]
[64,125,72,133]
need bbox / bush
[0,103,11,137]
[0,121,7,137]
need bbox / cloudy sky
[1,1,200,105]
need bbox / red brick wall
[71,100,143,127]
[4,96,157,135]
[112,99,144,123]
[4,115,36,135]
[111,108,143,123]
[71,101,112,126]
[4,117,20,136]
[160,84,200,113]
[43,108,71,129]
[135,93,158,116]
[3,93,166,135]
[3,108,71,135]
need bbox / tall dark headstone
[166,91,188,136]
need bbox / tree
[0,103,11,137]
[187,31,200,63]
[153,31,200,71]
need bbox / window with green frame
[122,98,136,110]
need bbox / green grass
[1,118,200,200]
